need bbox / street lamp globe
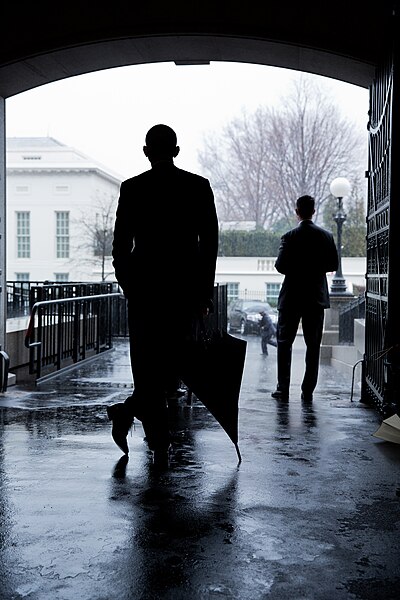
[330,177,351,199]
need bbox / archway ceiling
[0,1,396,97]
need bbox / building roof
[6,137,123,185]
[7,137,65,149]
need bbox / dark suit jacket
[112,161,218,311]
[275,219,339,310]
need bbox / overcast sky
[5,61,369,181]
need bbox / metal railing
[210,282,228,331]
[29,282,114,306]
[339,295,366,344]
[7,281,115,319]
[110,283,228,339]
[25,293,121,381]
[7,281,36,318]
[23,283,227,382]
[111,293,129,337]
[0,349,10,392]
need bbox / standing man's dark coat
[272,195,338,401]
[276,220,338,311]
[109,124,218,461]
[112,163,218,310]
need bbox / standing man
[108,124,218,466]
[271,195,338,402]
[259,310,277,355]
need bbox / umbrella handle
[235,443,242,464]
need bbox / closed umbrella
[180,326,247,463]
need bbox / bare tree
[198,75,366,229]
[73,191,117,281]
[199,108,279,230]
[266,77,365,223]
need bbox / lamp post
[329,177,351,295]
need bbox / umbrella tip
[235,443,242,464]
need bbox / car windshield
[244,303,271,313]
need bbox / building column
[0,97,6,352]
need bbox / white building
[6,137,122,282]
[5,137,367,299]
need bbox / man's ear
[173,146,180,158]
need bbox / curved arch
[0,35,375,98]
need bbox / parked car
[227,299,278,335]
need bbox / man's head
[143,124,180,163]
[295,195,315,220]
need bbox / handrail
[338,295,365,344]
[7,280,117,319]
[0,349,10,392]
[24,292,122,381]
[25,292,121,348]
[23,285,226,381]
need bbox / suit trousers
[276,305,325,395]
[125,298,194,451]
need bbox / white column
[0,97,6,351]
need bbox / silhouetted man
[259,310,277,355]
[271,195,338,402]
[107,124,218,467]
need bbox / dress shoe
[301,392,313,402]
[106,403,134,455]
[271,389,289,401]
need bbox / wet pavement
[0,335,399,600]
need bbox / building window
[257,259,275,272]
[54,273,69,282]
[56,211,70,258]
[266,283,281,306]
[54,185,70,194]
[15,272,30,281]
[16,211,30,258]
[227,282,239,303]
[15,185,30,194]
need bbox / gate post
[384,29,400,415]
[0,97,7,354]
[364,9,400,415]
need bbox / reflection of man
[259,310,277,355]
[108,124,218,466]
[271,195,338,402]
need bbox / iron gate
[363,29,400,415]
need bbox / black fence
[29,282,114,305]
[111,283,228,339]
[339,295,366,344]
[15,281,228,381]
[25,293,120,381]
[7,281,115,319]
[7,281,37,318]
[8,280,228,331]
[210,282,228,331]
[111,293,129,337]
